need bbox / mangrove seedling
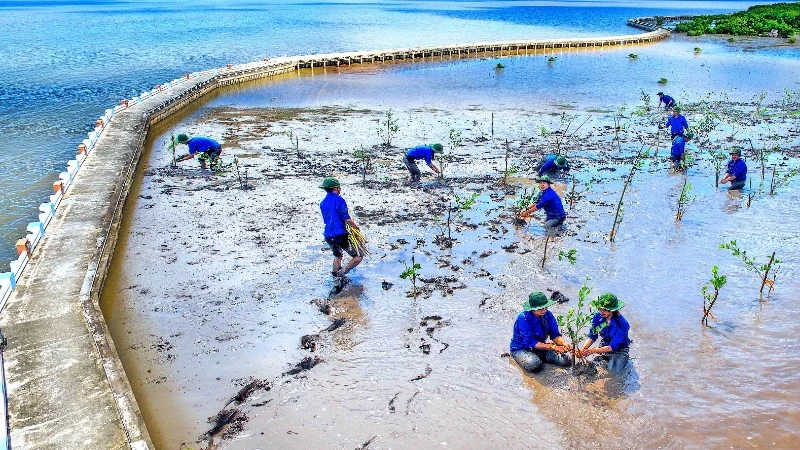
[789,34,797,44]
[400,255,422,299]
[540,113,590,155]
[609,147,649,242]
[547,56,557,63]
[502,140,519,185]
[613,105,628,141]
[628,53,639,59]
[347,224,371,257]
[675,179,697,221]
[169,133,177,168]
[556,279,595,368]
[491,112,494,139]
[231,156,251,190]
[515,188,540,213]
[694,47,702,53]
[639,90,651,113]
[557,249,577,265]
[658,77,668,85]
[438,128,463,179]
[435,192,480,247]
[701,265,727,327]
[718,240,781,298]
[284,130,300,157]
[495,62,505,69]
[709,149,728,188]
[768,165,800,195]
[565,175,595,211]
[377,109,400,148]
[353,145,374,184]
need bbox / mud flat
[102,98,800,448]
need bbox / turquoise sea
[0,0,786,260]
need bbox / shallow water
[0,0,777,260]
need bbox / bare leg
[332,257,343,276]
[340,256,363,275]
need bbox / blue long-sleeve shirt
[671,136,686,158]
[665,115,689,135]
[537,155,570,176]
[726,159,747,181]
[535,187,566,221]
[320,192,351,238]
[588,312,630,352]
[660,95,675,107]
[406,145,435,165]
[187,136,221,154]
[510,310,562,352]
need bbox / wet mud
[101,92,800,449]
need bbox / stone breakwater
[0,24,668,449]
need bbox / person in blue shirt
[719,149,747,190]
[403,143,442,182]
[175,134,223,170]
[657,92,675,111]
[510,291,573,372]
[319,177,363,284]
[578,293,631,375]
[518,175,566,234]
[661,107,690,139]
[536,154,570,177]
[670,131,694,171]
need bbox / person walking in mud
[403,143,442,182]
[719,149,747,190]
[657,92,676,111]
[660,107,689,139]
[510,292,573,372]
[536,154,570,178]
[669,131,694,171]
[578,293,631,375]
[175,133,223,170]
[518,175,566,234]
[319,177,363,287]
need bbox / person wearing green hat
[578,293,631,375]
[657,92,676,111]
[660,107,690,139]
[509,292,573,372]
[719,148,747,190]
[175,133,223,170]
[319,177,363,285]
[403,143,442,182]
[518,175,566,234]
[536,153,570,177]
[669,131,694,171]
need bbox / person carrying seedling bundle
[719,149,747,190]
[517,175,566,234]
[403,143,442,182]
[578,293,631,375]
[657,92,676,111]
[669,131,694,171]
[509,292,573,372]
[660,107,690,139]
[175,133,223,170]
[536,154,570,177]
[319,177,363,288]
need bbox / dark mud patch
[410,365,432,381]
[283,356,323,376]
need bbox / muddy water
[101,37,800,449]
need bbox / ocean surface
[0,0,782,261]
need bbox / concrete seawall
[0,26,669,448]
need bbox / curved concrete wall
[0,24,670,449]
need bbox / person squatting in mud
[319,177,363,286]
[656,92,676,111]
[660,107,690,139]
[719,148,747,190]
[402,143,442,182]
[518,175,566,234]
[175,133,223,170]
[536,153,570,178]
[669,131,694,171]
[510,292,573,372]
[578,293,631,375]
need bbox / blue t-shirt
[187,136,221,154]
[535,187,566,221]
[661,94,675,106]
[319,192,351,238]
[727,159,747,181]
[665,115,689,135]
[406,145,435,165]
[671,136,686,158]
[509,310,562,352]
[537,154,570,176]
[588,312,630,352]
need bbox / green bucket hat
[730,149,741,155]
[673,107,681,113]
[535,174,552,184]
[431,143,443,153]
[592,293,625,311]
[554,155,567,168]
[319,177,341,189]
[523,292,555,311]
[684,131,694,140]
[176,133,189,143]
[657,91,664,96]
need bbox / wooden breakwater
[0,22,671,450]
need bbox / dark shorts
[325,233,356,258]
[199,146,222,159]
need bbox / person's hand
[577,348,591,357]
[658,124,664,129]
[176,154,191,162]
